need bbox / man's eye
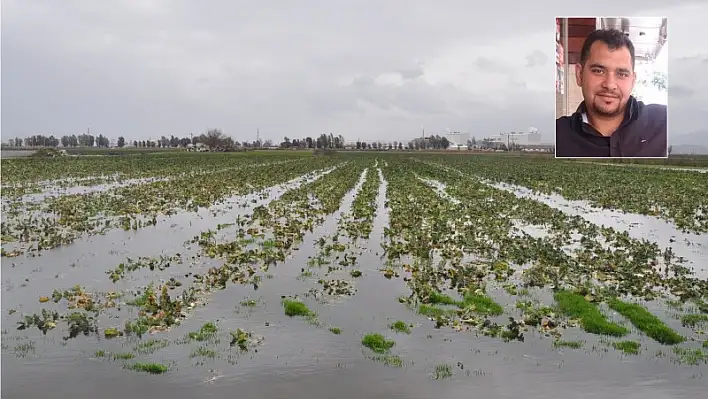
[618,72,630,78]
[591,68,604,74]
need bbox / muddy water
[2,159,303,204]
[2,167,707,398]
[490,181,708,278]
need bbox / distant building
[444,132,470,147]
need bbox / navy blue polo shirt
[555,96,667,157]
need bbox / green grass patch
[283,299,312,317]
[417,304,456,318]
[104,327,122,338]
[361,333,395,353]
[607,299,683,345]
[282,299,319,325]
[389,320,411,334]
[680,314,708,328]
[329,326,341,334]
[190,346,217,359]
[124,362,170,374]
[672,346,708,366]
[369,354,404,367]
[134,338,170,355]
[553,340,584,349]
[428,291,458,306]
[432,364,453,380]
[112,352,135,360]
[239,299,258,307]
[611,340,640,355]
[460,292,503,316]
[94,350,134,360]
[421,290,503,317]
[554,291,628,337]
[187,322,218,342]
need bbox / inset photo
[555,17,668,158]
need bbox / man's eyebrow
[587,63,632,73]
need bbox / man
[556,29,667,157]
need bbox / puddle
[489,181,708,277]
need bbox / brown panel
[568,24,596,37]
[568,37,586,53]
[567,18,596,26]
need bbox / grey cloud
[525,50,548,67]
[2,0,706,143]
[473,58,511,74]
[670,85,695,98]
[396,64,426,80]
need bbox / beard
[589,92,625,118]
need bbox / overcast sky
[2,0,707,144]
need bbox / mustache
[596,92,620,98]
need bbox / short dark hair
[580,29,635,70]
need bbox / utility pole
[256,128,260,147]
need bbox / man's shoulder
[556,115,573,126]
[638,102,667,122]
[556,115,573,136]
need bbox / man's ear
[574,63,583,87]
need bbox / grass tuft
[283,299,312,317]
[432,364,453,380]
[361,333,395,353]
[607,299,683,345]
[611,340,640,355]
[680,314,708,329]
[124,362,169,374]
[389,320,411,334]
[554,290,628,337]
[553,340,584,349]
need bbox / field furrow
[3,152,707,387]
[433,155,708,233]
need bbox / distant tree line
[279,133,346,149]
[6,130,523,152]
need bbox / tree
[133,140,138,147]
[96,134,110,148]
[117,137,125,148]
[61,135,70,147]
[202,128,228,148]
[281,136,291,148]
[668,145,673,156]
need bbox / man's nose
[601,72,619,89]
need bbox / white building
[444,132,470,147]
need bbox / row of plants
[422,154,708,233]
[378,157,706,357]
[1,151,311,188]
[1,157,339,255]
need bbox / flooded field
[2,151,707,398]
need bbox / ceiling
[600,17,667,62]
[562,17,667,64]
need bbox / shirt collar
[570,95,638,134]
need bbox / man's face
[575,41,636,118]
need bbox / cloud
[1,0,706,144]
[525,51,549,68]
